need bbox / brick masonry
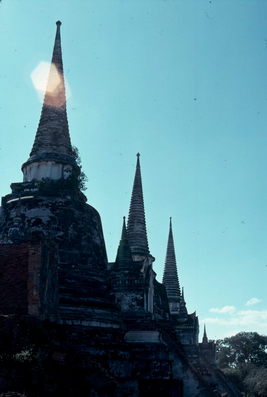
[0,244,29,314]
[0,242,58,319]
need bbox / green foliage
[71,145,88,191]
[0,348,33,364]
[216,332,267,368]
[244,366,267,397]
[77,170,87,192]
[216,332,267,396]
[38,146,88,194]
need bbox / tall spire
[162,218,181,309]
[115,217,134,269]
[127,153,149,257]
[22,21,76,178]
[202,325,208,344]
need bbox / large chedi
[0,22,118,328]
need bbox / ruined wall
[31,242,58,320]
[0,242,58,319]
[0,244,29,314]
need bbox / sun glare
[31,61,71,106]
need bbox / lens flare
[31,61,71,107]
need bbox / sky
[0,0,267,340]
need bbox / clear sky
[0,0,267,340]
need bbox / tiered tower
[163,218,182,315]
[127,153,150,260]
[111,154,157,315]
[163,219,199,344]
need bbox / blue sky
[0,0,267,340]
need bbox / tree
[244,366,267,397]
[71,146,88,191]
[216,332,267,396]
[216,332,267,368]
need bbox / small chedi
[0,22,240,396]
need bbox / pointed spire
[163,218,181,303]
[127,154,149,256]
[121,216,127,239]
[115,217,134,269]
[23,21,75,172]
[202,325,208,344]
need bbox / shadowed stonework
[0,22,241,397]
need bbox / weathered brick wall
[39,242,58,320]
[27,244,43,316]
[0,242,58,319]
[0,244,29,314]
